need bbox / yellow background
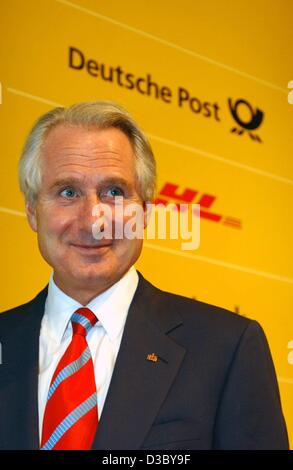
[0,0,292,446]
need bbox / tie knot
[71,308,97,336]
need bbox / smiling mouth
[71,243,112,252]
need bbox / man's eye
[105,187,124,198]
[60,187,78,199]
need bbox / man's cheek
[47,210,74,237]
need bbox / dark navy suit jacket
[0,273,289,449]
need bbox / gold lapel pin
[146,353,158,362]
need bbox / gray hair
[19,100,156,204]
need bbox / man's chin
[72,264,115,285]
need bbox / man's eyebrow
[49,178,83,191]
[97,176,129,187]
[49,176,130,191]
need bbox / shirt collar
[44,267,139,345]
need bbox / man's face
[27,124,146,302]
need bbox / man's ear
[26,201,38,232]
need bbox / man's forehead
[40,124,136,168]
[38,125,138,191]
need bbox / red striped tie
[41,308,98,450]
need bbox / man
[0,101,289,450]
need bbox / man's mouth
[71,243,112,253]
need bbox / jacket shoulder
[167,289,250,327]
[140,274,255,338]
[0,287,48,329]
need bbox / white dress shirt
[38,267,139,439]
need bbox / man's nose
[78,195,101,232]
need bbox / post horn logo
[228,98,264,143]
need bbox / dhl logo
[154,182,242,229]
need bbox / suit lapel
[93,275,186,450]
